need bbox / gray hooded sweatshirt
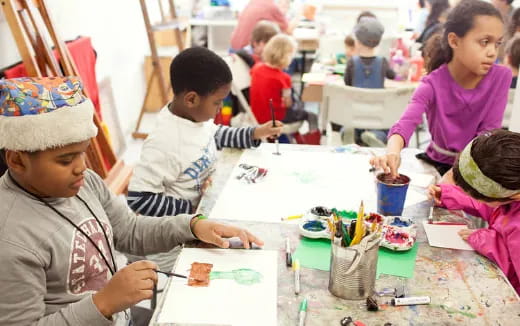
[0,169,196,325]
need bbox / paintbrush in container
[269,99,281,155]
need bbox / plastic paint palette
[380,216,417,251]
[299,220,330,239]
[298,209,332,239]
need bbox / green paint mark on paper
[290,171,317,184]
[209,268,262,285]
[437,305,477,319]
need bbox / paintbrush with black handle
[154,270,187,278]
[155,269,207,282]
[269,98,281,155]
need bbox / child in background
[236,20,280,67]
[371,0,511,177]
[413,0,430,39]
[250,34,318,133]
[344,35,356,58]
[356,10,376,23]
[335,35,356,65]
[0,77,263,325]
[128,47,282,217]
[343,17,396,147]
[320,35,355,66]
[416,0,451,44]
[507,7,520,39]
[428,130,520,294]
[504,36,520,88]
[344,17,395,89]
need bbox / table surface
[150,145,520,326]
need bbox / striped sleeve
[127,191,193,217]
[214,125,261,150]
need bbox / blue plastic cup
[376,173,410,216]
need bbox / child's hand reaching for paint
[93,260,158,318]
[428,185,442,206]
[191,219,264,249]
[254,121,284,140]
[458,229,476,241]
[369,152,401,178]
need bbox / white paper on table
[400,170,436,188]
[422,221,474,251]
[157,248,278,326]
[404,188,429,208]
[209,144,378,222]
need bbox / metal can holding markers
[328,231,380,300]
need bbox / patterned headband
[458,140,520,199]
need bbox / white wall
[0,0,151,136]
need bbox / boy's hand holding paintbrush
[93,260,159,318]
[253,120,284,140]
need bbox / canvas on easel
[1,0,132,194]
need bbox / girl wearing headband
[429,129,520,294]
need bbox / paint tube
[391,296,430,306]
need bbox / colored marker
[391,296,431,306]
[285,237,292,267]
[281,214,304,221]
[298,298,307,326]
[293,259,301,295]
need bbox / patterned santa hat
[0,77,98,151]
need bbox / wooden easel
[1,0,132,195]
[132,0,186,139]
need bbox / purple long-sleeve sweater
[389,63,512,165]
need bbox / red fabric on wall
[3,63,28,79]
[59,37,101,118]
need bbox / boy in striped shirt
[128,47,282,216]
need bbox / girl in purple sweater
[371,0,512,177]
[429,130,520,294]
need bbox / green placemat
[293,237,331,271]
[293,237,419,278]
[376,243,419,279]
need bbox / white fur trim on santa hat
[0,99,98,151]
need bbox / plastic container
[408,55,424,82]
[391,50,406,81]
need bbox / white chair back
[503,88,515,129]
[321,83,415,144]
[223,54,258,126]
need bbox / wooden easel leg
[132,70,157,139]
